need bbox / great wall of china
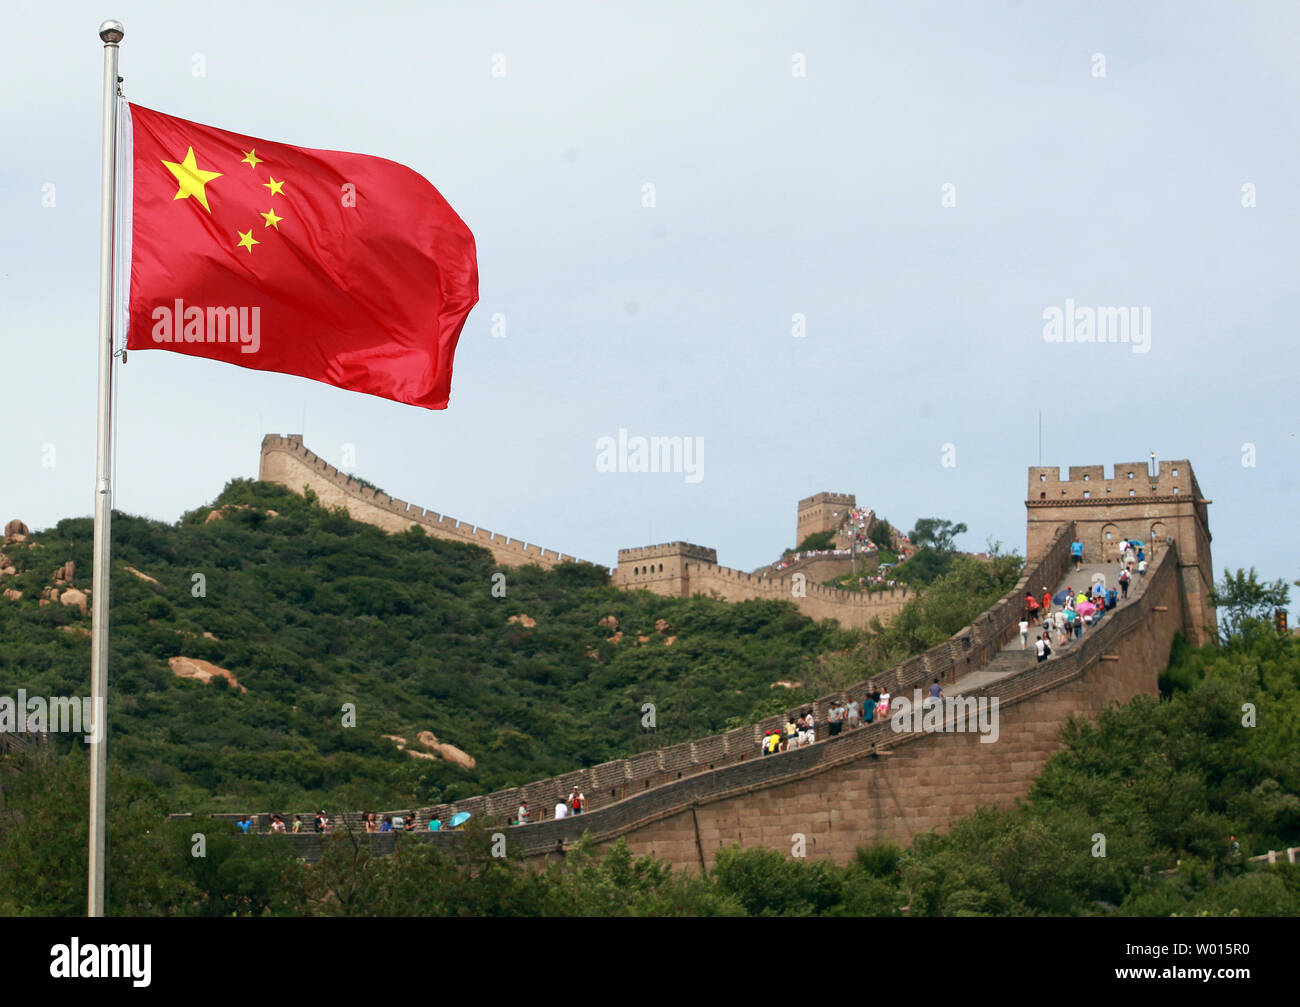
[259,434,910,630]
[197,456,1216,868]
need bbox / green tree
[908,517,968,553]
[1210,567,1291,644]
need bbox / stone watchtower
[610,542,719,598]
[796,492,855,548]
[1026,460,1215,643]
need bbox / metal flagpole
[89,17,124,918]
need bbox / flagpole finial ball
[99,20,124,43]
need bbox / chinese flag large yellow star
[161,146,222,212]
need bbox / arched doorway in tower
[1149,522,1167,556]
[1100,523,1120,562]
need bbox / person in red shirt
[1025,593,1040,625]
[1042,588,1052,617]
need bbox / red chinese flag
[125,104,478,409]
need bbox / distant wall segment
[610,541,908,630]
[259,435,588,569]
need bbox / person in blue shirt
[1071,540,1083,571]
[236,815,251,834]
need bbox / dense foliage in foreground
[2,622,1296,916]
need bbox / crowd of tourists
[1020,539,1148,662]
[512,787,585,826]
[759,685,894,755]
[233,810,425,835]
[769,547,858,572]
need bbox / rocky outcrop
[3,588,21,601]
[123,565,159,586]
[414,730,477,769]
[59,588,88,615]
[598,615,619,630]
[507,613,536,628]
[654,618,671,633]
[3,519,30,543]
[54,561,75,584]
[607,631,623,645]
[168,656,247,693]
[205,504,280,523]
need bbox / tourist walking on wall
[1019,618,1030,649]
[1071,538,1084,571]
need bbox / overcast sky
[4,1,1297,616]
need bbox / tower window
[1039,474,1046,482]
[1127,472,1134,479]
[1083,490,1090,499]
[1173,487,1180,495]
[1129,490,1135,497]
[1172,468,1179,477]
[1083,474,1090,481]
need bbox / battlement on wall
[259,435,588,567]
[797,491,856,509]
[616,542,718,564]
[1027,460,1205,503]
[1024,459,1214,642]
[686,560,909,607]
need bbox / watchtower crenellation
[796,491,856,547]
[1026,459,1214,643]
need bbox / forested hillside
[0,480,1019,812]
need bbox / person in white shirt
[1019,619,1029,649]
[1035,636,1047,663]
[554,800,568,820]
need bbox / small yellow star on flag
[241,149,263,169]
[261,208,283,229]
[236,229,259,253]
[161,147,222,212]
[263,176,286,197]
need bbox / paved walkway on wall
[947,559,1143,694]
